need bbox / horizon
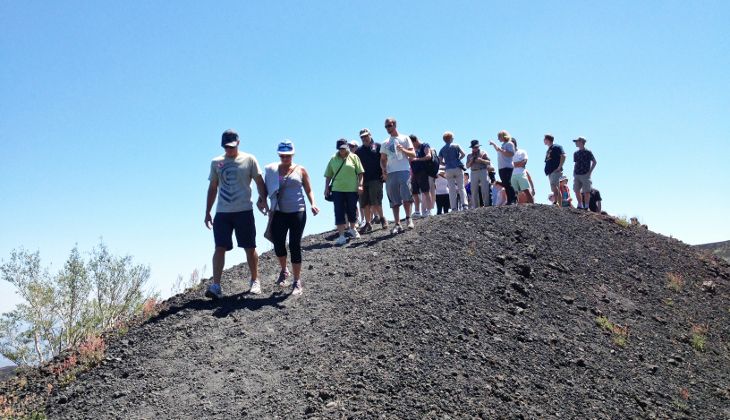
[2,1,729,362]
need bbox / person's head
[277,139,295,164]
[438,165,446,177]
[559,175,568,186]
[494,181,504,189]
[384,118,397,136]
[463,172,469,183]
[442,131,454,144]
[221,129,239,157]
[512,138,519,151]
[470,139,481,152]
[348,140,359,153]
[544,133,555,146]
[497,130,511,144]
[573,136,587,149]
[409,134,421,147]
[359,128,372,145]
[336,138,349,157]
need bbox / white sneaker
[391,224,403,235]
[423,210,432,217]
[249,279,261,295]
[406,218,414,229]
[335,235,347,246]
[291,279,303,296]
[348,228,361,239]
[412,211,421,218]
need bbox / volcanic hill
[696,240,730,264]
[3,205,730,419]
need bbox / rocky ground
[696,240,730,264]
[3,205,729,419]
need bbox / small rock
[562,295,576,304]
[701,280,716,293]
[325,401,337,409]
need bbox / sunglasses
[223,145,236,150]
[384,124,394,128]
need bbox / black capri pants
[272,211,307,264]
[332,191,358,225]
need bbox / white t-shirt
[492,185,507,206]
[435,176,449,194]
[381,134,413,174]
[512,149,528,175]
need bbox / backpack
[427,147,439,177]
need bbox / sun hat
[470,139,481,148]
[277,139,295,155]
[221,129,239,147]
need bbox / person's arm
[457,146,466,161]
[557,153,566,172]
[205,179,218,229]
[400,145,416,159]
[489,141,501,154]
[301,167,319,216]
[466,154,473,169]
[254,174,269,214]
[380,152,388,181]
[324,176,332,198]
[595,200,602,213]
[526,170,535,195]
[357,172,364,195]
[589,157,597,176]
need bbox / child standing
[559,176,573,207]
[435,167,450,214]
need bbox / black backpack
[426,147,439,177]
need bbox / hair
[385,117,397,126]
[494,181,504,187]
[498,130,511,141]
[544,134,554,142]
[442,131,454,140]
[409,134,419,142]
[512,138,519,151]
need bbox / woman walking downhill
[324,139,364,246]
[264,140,319,296]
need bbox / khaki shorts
[573,174,592,193]
[548,170,563,187]
[359,179,384,207]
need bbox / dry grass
[666,273,684,292]
[595,316,629,347]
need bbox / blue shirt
[438,143,465,170]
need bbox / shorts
[213,210,256,251]
[548,170,563,187]
[359,179,384,207]
[385,170,413,208]
[573,174,592,193]
[511,173,531,192]
[411,171,430,194]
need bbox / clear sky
[2,0,729,321]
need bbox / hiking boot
[205,283,223,300]
[276,269,290,287]
[291,279,303,296]
[406,218,414,229]
[391,224,403,235]
[249,279,262,295]
[359,223,373,234]
[348,228,361,239]
[335,235,348,246]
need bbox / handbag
[264,165,297,243]
[325,157,347,202]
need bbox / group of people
[203,120,602,299]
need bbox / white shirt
[512,149,528,175]
[381,134,413,174]
[435,175,449,194]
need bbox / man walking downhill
[408,134,434,218]
[489,130,516,204]
[380,117,416,234]
[205,129,268,299]
[355,128,387,232]
[438,131,468,211]
[543,134,566,206]
[466,139,492,208]
[572,136,597,210]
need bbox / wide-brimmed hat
[277,139,295,155]
[470,139,481,148]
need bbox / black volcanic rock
[4,205,730,419]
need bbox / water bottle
[395,139,403,160]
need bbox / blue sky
[1,0,729,325]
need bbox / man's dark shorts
[411,171,430,194]
[359,179,384,207]
[213,210,256,250]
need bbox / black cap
[221,129,239,147]
[470,139,481,148]
[336,139,348,150]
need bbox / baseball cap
[573,136,587,143]
[359,128,371,138]
[348,140,359,148]
[277,139,295,155]
[336,139,348,150]
[221,129,239,147]
[559,175,569,182]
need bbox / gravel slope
[13,205,730,418]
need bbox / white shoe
[423,210,432,217]
[348,228,361,239]
[406,218,414,229]
[335,235,347,246]
[411,211,421,218]
[291,279,303,296]
[391,225,403,235]
[249,279,261,295]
